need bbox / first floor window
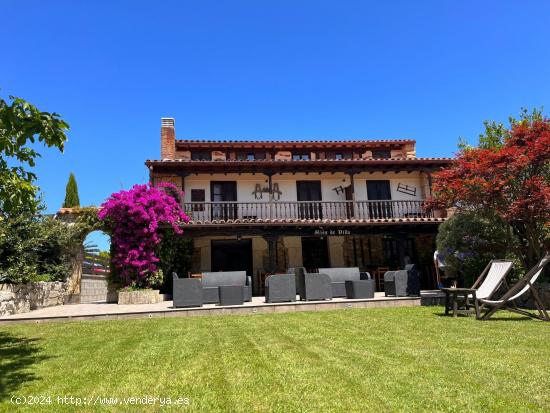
[372,149,391,159]
[191,189,205,211]
[191,151,212,161]
[292,153,310,160]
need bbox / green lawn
[1,307,549,413]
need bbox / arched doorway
[80,230,113,303]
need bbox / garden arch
[56,207,114,303]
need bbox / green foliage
[0,214,79,283]
[108,241,120,285]
[71,207,105,240]
[157,232,194,292]
[148,268,164,289]
[0,206,108,285]
[62,172,80,208]
[477,120,509,149]
[0,95,69,216]
[98,250,110,260]
[117,286,153,292]
[459,106,544,150]
[436,212,518,285]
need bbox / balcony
[182,200,440,226]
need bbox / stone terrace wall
[0,282,66,317]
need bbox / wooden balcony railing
[182,200,433,224]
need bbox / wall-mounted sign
[313,228,351,236]
[396,183,417,197]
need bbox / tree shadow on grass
[0,331,49,401]
[433,311,473,318]
[432,311,535,322]
[480,316,535,322]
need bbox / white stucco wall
[183,171,425,203]
[353,171,425,202]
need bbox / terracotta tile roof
[56,207,100,215]
[145,157,452,164]
[176,138,416,144]
[184,217,447,227]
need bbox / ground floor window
[382,237,417,266]
[211,239,253,276]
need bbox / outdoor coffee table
[218,285,244,306]
[440,287,478,317]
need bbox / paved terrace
[0,291,444,324]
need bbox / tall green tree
[63,172,80,208]
[0,94,69,216]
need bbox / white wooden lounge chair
[470,260,514,301]
[442,260,512,317]
[477,255,550,321]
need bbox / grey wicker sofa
[318,267,374,298]
[201,271,252,304]
[384,264,421,297]
[265,274,296,303]
[289,267,332,301]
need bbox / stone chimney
[404,142,416,159]
[160,118,176,160]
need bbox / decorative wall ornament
[272,183,282,200]
[253,184,263,199]
[252,183,282,200]
[396,183,417,197]
[332,185,345,196]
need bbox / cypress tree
[62,173,80,208]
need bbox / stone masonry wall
[0,282,66,317]
[80,275,118,303]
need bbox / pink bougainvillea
[98,183,189,287]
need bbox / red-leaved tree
[429,116,550,269]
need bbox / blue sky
[2,0,550,249]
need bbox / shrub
[157,233,194,293]
[0,214,78,283]
[98,183,189,288]
[436,211,519,285]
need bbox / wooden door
[296,181,322,219]
[344,185,354,219]
[211,181,237,220]
[366,180,392,218]
[301,237,329,272]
